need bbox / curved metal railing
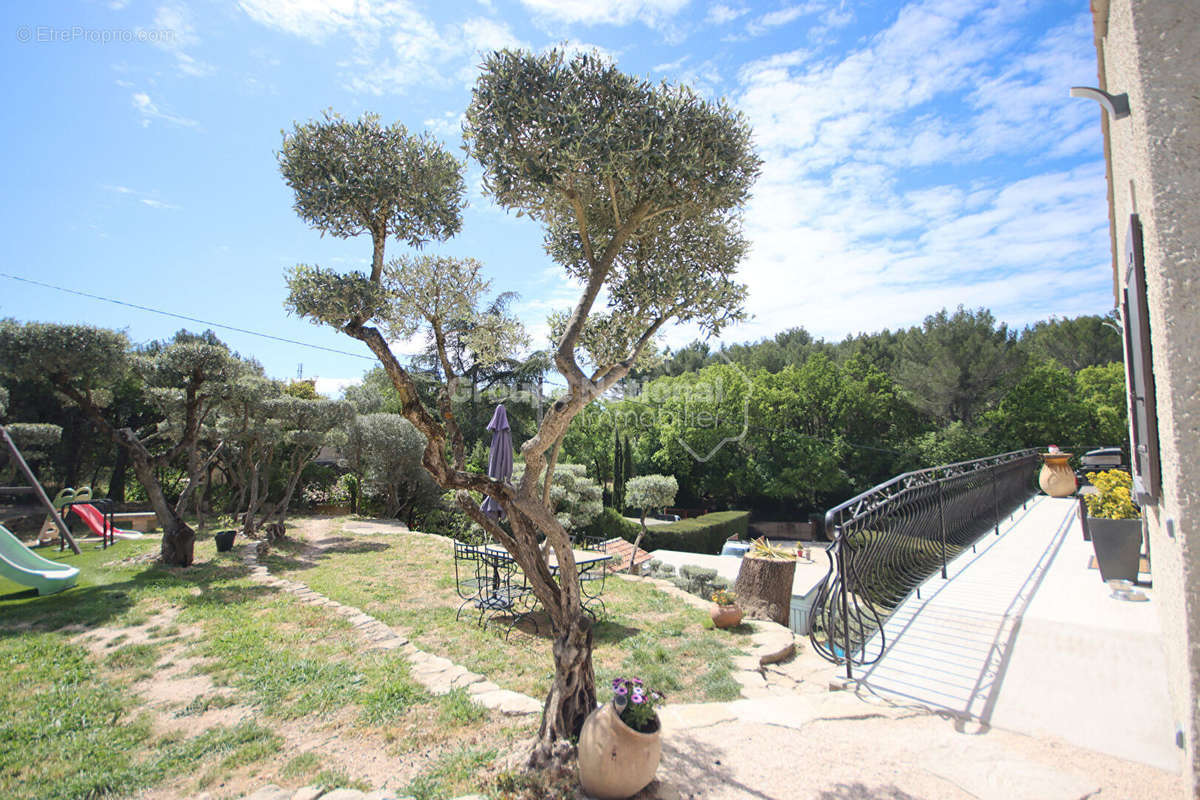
[808,449,1039,678]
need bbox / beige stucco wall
[1091,0,1200,794]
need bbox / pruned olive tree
[624,474,678,572]
[0,322,241,566]
[278,50,758,766]
[215,374,350,539]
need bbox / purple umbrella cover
[481,404,512,520]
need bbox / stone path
[241,540,543,716]
[239,787,485,800]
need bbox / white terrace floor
[856,494,1179,772]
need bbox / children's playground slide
[0,523,79,595]
[67,503,144,541]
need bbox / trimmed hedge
[623,510,750,555]
[582,507,641,542]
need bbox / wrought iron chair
[570,534,609,619]
[453,540,486,601]
[458,546,538,639]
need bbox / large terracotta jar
[710,603,743,628]
[577,702,661,799]
[1038,453,1077,497]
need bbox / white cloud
[706,3,747,25]
[146,2,215,77]
[240,1,527,95]
[130,92,198,127]
[517,0,692,27]
[709,1,1111,345]
[745,2,822,36]
[103,184,181,210]
[314,376,360,397]
[237,0,361,41]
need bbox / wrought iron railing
[808,449,1039,678]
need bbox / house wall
[1090,0,1200,793]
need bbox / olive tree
[0,323,240,565]
[624,474,678,572]
[215,375,350,538]
[279,50,758,766]
[352,412,442,524]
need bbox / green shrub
[623,511,749,554]
[581,507,641,542]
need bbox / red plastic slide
[67,503,143,541]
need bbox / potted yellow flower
[709,588,743,628]
[1083,470,1143,583]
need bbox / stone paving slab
[239,541,542,721]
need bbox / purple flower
[611,679,623,690]
[614,684,628,696]
[632,677,643,685]
[631,690,645,704]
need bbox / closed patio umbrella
[480,404,512,520]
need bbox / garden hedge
[621,510,750,554]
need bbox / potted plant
[1083,470,1143,583]
[213,515,238,552]
[578,677,664,799]
[709,588,743,628]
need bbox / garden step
[242,786,290,800]
[472,688,542,715]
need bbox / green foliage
[0,320,129,388]
[1019,313,1123,371]
[896,306,1024,425]
[1084,470,1140,520]
[581,506,641,542]
[1075,362,1129,447]
[278,110,465,253]
[512,462,602,531]
[284,379,321,399]
[626,510,750,554]
[666,564,728,599]
[341,413,440,520]
[465,49,759,343]
[908,421,995,467]
[625,474,678,516]
[384,254,528,369]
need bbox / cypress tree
[612,426,623,510]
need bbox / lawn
[265,521,750,705]
[0,532,534,800]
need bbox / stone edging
[613,573,798,698]
[241,541,542,716]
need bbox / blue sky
[1,0,1109,395]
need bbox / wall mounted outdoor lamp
[1070,86,1131,120]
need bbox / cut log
[733,555,796,625]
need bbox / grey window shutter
[1122,214,1160,503]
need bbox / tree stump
[733,555,796,625]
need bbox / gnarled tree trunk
[121,433,194,566]
[532,611,596,766]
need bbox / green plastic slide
[0,523,79,595]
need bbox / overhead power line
[1,271,376,361]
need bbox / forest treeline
[1,306,1127,525]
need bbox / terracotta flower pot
[1038,453,1077,497]
[578,701,661,800]
[710,603,743,628]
